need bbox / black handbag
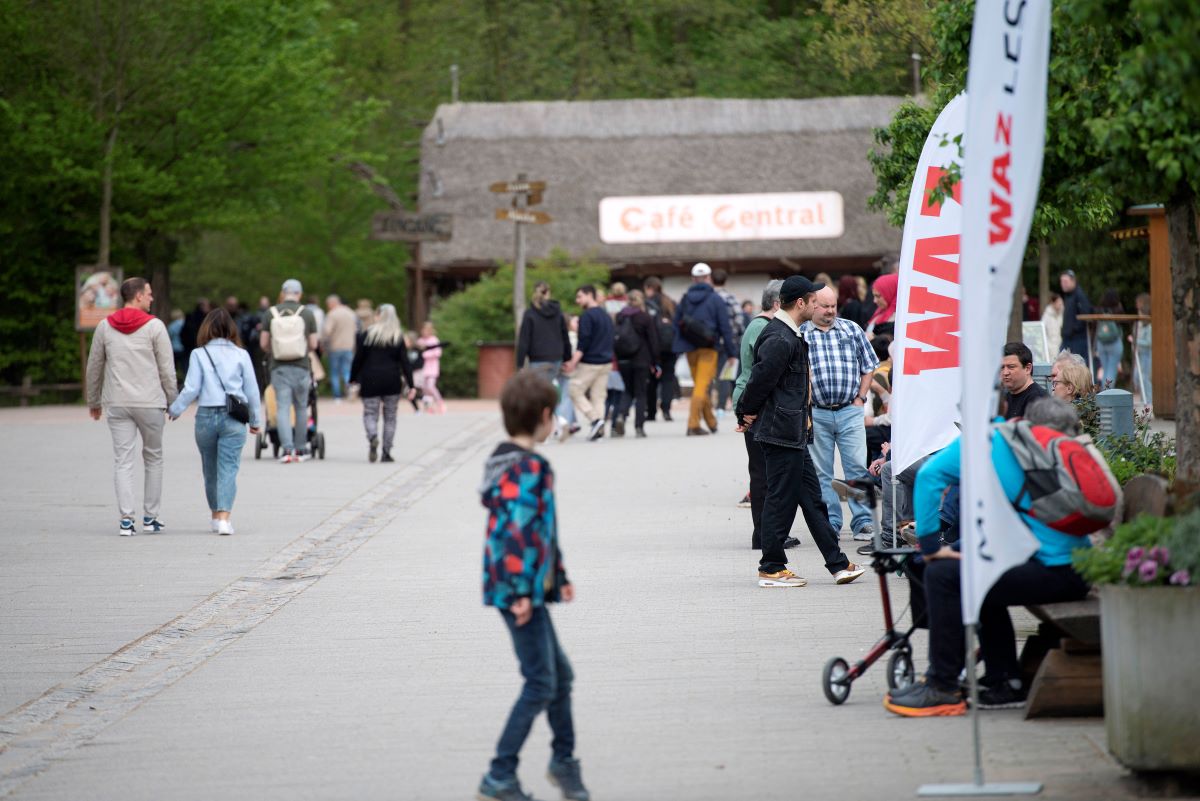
[203,347,252,425]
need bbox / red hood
[108,307,155,334]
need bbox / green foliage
[1072,513,1175,585]
[430,250,609,397]
[1076,395,1177,486]
[1074,510,1199,587]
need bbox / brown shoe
[686,427,709,436]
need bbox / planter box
[476,341,516,400]
[1101,585,1200,772]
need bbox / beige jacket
[86,317,179,409]
[323,305,358,352]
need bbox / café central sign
[599,191,844,244]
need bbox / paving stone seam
[0,416,499,798]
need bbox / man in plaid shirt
[800,285,880,540]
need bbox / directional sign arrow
[489,181,546,194]
[495,208,551,224]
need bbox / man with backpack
[643,277,677,422]
[260,279,319,463]
[883,397,1117,717]
[673,263,737,436]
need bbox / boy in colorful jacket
[477,370,589,801]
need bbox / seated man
[883,397,1094,716]
[1001,341,1048,420]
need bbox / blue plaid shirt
[800,317,879,406]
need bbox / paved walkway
[0,401,1144,800]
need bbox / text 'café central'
[599,192,845,244]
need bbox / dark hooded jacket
[672,282,737,358]
[516,300,572,367]
[614,306,660,368]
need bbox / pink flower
[1126,546,1146,562]
[1138,560,1159,582]
[1148,546,1170,565]
[1169,569,1191,586]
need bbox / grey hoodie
[86,317,178,409]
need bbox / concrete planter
[1100,585,1200,772]
[476,341,516,400]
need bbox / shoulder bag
[203,346,252,424]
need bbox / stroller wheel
[317,432,326,460]
[887,649,916,691]
[254,431,263,460]
[822,657,852,705]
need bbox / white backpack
[269,307,308,361]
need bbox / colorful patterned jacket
[479,443,569,608]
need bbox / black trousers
[646,353,676,419]
[616,364,649,429]
[923,558,1089,689]
[759,442,850,575]
[744,430,766,548]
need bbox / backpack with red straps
[995,421,1122,535]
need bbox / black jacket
[614,307,660,369]
[735,316,813,449]
[516,300,572,367]
[1061,287,1093,347]
[349,332,414,398]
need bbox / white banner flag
[958,0,1051,625]
[890,93,967,475]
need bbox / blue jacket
[576,306,614,364]
[169,339,264,428]
[672,283,737,357]
[913,431,1090,567]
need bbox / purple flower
[1148,546,1171,565]
[1127,546,1146,563]
[1169,569,1191,586]
[1138,560,1160,583]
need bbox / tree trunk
[137,232,179,321]
[1038,238,1051,312]
[1165,190,1200,494]
[1008,272,1024,346]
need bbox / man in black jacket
[1058,270,1093,359]
[736,275,866,588]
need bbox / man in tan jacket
[86,277,179,536]
[322,294,358,401]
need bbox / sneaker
[118,518,136,536]
[853,525,874,542]
[210,519,220,533]
[737,492,751,509]
[547,757,590,801]
[758,569,808,587]
[978,679,1028,709]
[368,435,379,463]
[295,451,312,463]
[783,536,801,549]
[884,682,966,717]
[834,563,867,585]
[216,519,234,536]
[476,774,539,801]
[612,418,625,438]
[278,452,294,464]
[635,427,647,438]
[686,427,709,436]
[707,421,718,434]
[142,516,165,534]
[663,411,674,422]
[588,419,604,441]
[381,451,395,463]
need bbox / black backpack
[613,314,641,359]
[679,313,716,348]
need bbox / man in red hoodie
[86,277,179,536]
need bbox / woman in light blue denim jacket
[169,308,263,535]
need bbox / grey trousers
[362,395,399,453]
[272,364,310,454]
[880,454,930,546]
[107,406,165,520]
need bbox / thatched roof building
[413,96,904,311]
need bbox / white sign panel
[599,192,844,244]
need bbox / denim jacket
[169,339,264,428]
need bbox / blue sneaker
[142,516,166,534]
[547,758,590,801]
[119,518,136,537]
[476,774,539,801]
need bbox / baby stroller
[254,378,326,460]
[821,478,927,705]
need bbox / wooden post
[1129,206,1175,419]
[512,172,528,336]
[79,332,88,402]
[413,242,427,328]
[1037,238,1051,313]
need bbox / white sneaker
[216,520,234,536]
[588,419,605,441]
[210,519,220,533]
[278,452,294,464]
[834,563,867,585]
[294,452,312,463]
[119,518,136,536]
[853,526,874,542]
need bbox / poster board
[1022,321,1050,364]
[76,265,123,332]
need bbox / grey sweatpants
[107,406,165,520]
[880,454,930,547]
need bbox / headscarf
[868,274,899,327]
[837,275,859,309]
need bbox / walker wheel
[887,649,916,691]
[822,657,852,705]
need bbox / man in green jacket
[732,279,783,550]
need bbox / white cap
[691,262,712,277]
[281,278,303,296]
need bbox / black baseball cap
[779,275,824,304]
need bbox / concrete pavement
[0,401,1144,799]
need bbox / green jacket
[732,314,771,409]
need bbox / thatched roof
[417,97,905,271]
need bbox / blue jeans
[194,407,247,512]
[810,404,873,533]
[271,364,310,454]
[1096,338,1123,388]
[489,606,575,782]
[328,350,353,398]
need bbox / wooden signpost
[492,175,551,333]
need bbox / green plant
[1074,394,1177,486]
[429,250,609,397]
[1073,511,1198,587]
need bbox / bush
[1074,394,1177,486]
[429,250,609,397]
[1073,510,1199,587]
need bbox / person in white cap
[672,263,737,436]
[260,279,318,462]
